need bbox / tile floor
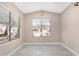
[11,44,75,56]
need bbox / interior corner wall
[0,2,24,56]
[24,11,61,43]
[61,3,79,55]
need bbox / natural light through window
[32,19,50,37]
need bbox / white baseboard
[61,43,79,56]
[7,43,24,56]
[23,42,61,45]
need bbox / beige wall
[24,11,61,43]
[0,2,24,55]
[61,3,79,55]
[1,2,79,56]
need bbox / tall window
[10,13,20,40]
[42,19,50,36]
[32,19,41,37]
[32,19,50,37]
[0,6,9,44]
[0,6,20,44]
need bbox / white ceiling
[13,2,71,14]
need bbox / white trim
[61,43,79,56]
[23,42,61,45]
[7,43,24,56]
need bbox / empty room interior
[0,2,79,56]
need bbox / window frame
[32,18,51,37]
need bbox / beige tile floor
[11,44,75,56]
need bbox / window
[0,6,9,44]
[32,19,50,37]
[42,19,50,36]
[32,19,41,37]
[0,6,20,44]
[10,13,20,40]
